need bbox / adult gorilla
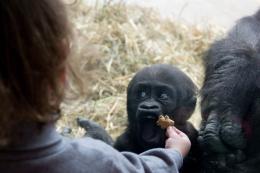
[79,64,201,173]
[199,10,260,173]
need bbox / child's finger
[173,127,189,138]
[172,127,181,134]
[165,137,174,148]
[166,126,178,138]
[172,127,184,135]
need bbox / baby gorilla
[115,64,197,150]
[78,64,201,172]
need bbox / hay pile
[57,0,221,139]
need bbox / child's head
[0,0,70,144]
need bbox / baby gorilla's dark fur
[199,9,260,173]
[78,64,201,173]
[77,118,114,146]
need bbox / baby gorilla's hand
[165,126,191,157]
[77,118,114,145]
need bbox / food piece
[156,115,175,129]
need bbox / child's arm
[74,127,191,173]
[165,126,191,157]
[105,127,191,173]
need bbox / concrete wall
[83,0,260,30]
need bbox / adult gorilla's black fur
[199,10,260,173]
[114,64,201,172]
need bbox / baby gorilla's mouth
[139,114,164,144]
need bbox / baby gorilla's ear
[186,96,197,110]
[77,118,114,145]
[174,96,197,123]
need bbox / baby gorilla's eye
[135,85,150,100]
[140,91,147,98]
[159,93,168,100]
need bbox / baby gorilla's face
[131,81,176,148]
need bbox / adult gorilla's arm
[199,36,258,153]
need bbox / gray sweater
[0,124,183,173]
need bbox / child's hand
[165,126,191,157]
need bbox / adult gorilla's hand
[198,112,229,153]
[198,112,246,163]
[199,112,246,152]
[219,112,246,150]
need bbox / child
[0,0,191,173]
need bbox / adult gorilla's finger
[220,115,246,149]
[200,112,229,153]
